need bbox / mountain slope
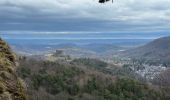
[17,57,166,100]
[121,36,170,63]
[0,38,27,100]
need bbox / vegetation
[1,37,170,100]
[17,57,170,100]
[153,68,170,86]
[72,58,108,69]
[0,38,27,100]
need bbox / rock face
[0,38,27,100]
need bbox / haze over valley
[1,32,170,80]
[1,32,169,56]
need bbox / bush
[72,58,108,68]
[67,84,79,95]
[18,67,31,79]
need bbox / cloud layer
[0,0,170,32]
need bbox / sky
[0,0,170,32]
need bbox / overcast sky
[0,0,170,32]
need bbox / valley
[1,35,170,100]
[12,36,169,81]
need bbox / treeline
[71,58,108,69]
[17,57,170,100]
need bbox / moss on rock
[0,38,27,100]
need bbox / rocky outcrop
[0,38,27,100]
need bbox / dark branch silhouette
[99,0,113,3]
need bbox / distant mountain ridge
[12,43,126,57]
[121,36,170,64]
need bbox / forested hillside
[1,38,170,100]
[121,36,170,66]
[17,57,170,100]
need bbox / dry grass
[0,38,27,100]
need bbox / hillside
[16,56,170,100]
[1,37,170,100]
[121,36,170,65]
[0,38,27,100]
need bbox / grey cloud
[0,0,170,32]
